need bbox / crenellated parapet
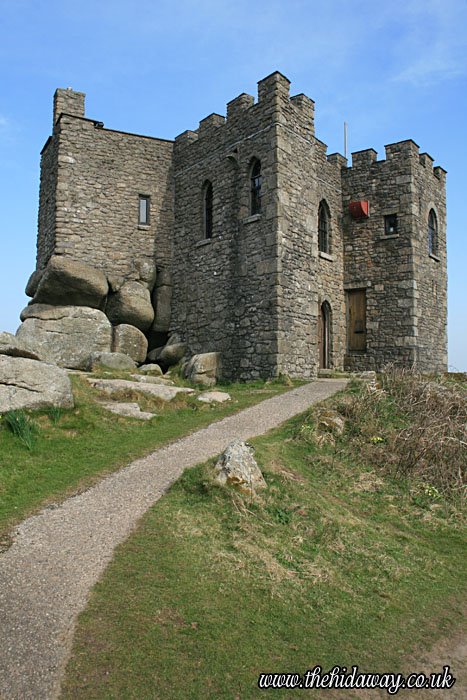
[175,71,316,153]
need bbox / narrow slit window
[384,214,398,235]
[250,159,262,215]
[318,200,331,253]
[428,209,438,256]
[139,195,150,225]
[204,182,213,239]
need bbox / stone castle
[25,71,447,379]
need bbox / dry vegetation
[334,368,466,500]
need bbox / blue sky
[1,0,466,369]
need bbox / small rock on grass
[130,374,175,386]
[100,402,155,420]
[138,363,163,375]
[214,439,266,495]
[198,391,231,403]
[87,378,194,401]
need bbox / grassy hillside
[61,371,466,699]
[0,370,294,536]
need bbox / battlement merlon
[198,113,225,136]
[257,71,291,104]
[53,88,85,127]
[347,140,446,181]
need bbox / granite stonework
[341,142,447,372]
[27,73,447,379]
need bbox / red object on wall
[349,200,369,219]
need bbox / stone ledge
[429,253,440,262]
[195,238,214,248]
[319,251,335,262]
[378,233,399,240]
[243,214,262,224]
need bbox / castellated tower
[32,72,447,379]
[342,142,447,372]
[171,72,347,380]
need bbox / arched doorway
[318,301,332,369]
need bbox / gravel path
[0,379,347,700]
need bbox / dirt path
[0,379,347,700]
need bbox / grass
[2,410,39,450]
[0,370,296,535]
[61,372,466,699]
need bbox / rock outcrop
[100,402,155,420]
[31,256,108,309]
[105,281,154,331]
[16,305,112,370]
[87,352,136,371]
[86,377,194,401]
[149,268,172,348]
[157,342,187,371]
[0,332,41,361]
[138,363,163,375]
[0,355,74,413]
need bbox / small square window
[138,195,150,225]
[384,214,398,235]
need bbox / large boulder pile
[17,255,167,371]
[17,256,221,388]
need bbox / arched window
[250,159,262,215]
[203,181,213,239]
[318,200,331,254]
[428,209,438,256]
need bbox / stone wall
[342,141,425,370]
[37,134,59,270]
[412,156,447,371]
[171,73,286,380]
[274,85,346,377]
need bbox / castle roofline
[41,112,174,153]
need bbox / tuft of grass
[2,410,39,451]
[46,406,63,425]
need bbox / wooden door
[347,289,367,351]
